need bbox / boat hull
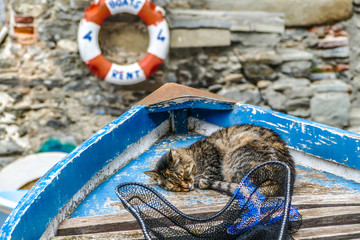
[1,83,360,239]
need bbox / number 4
[83,31,92,42]
[157,29,165,42]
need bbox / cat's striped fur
[144,124,295,196]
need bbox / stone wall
[0,0,359,166]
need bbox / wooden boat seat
[52,193,360,240]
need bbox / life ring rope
[78,0,169,85]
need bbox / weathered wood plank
[293,224,360,240]
[57,211,139,236]
[57,194,360,237]
[51,230,144,240]
[57,204,225,236]
[170,29,231,48]
[301,206,360,228]
[292,194,360,209]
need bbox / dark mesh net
[115,161,302,240]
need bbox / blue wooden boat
[2,83,360,240]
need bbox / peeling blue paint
[71,135,205,218]
[146,98,234,113]
[296,165,360,194]
[0,106,168,240]
[2,98,360,239]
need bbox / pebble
[256,80,272,89]
[212,63,228,71]
[221,73,244,83]
[208,84,223,92]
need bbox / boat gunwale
[0,105,170,239]
[2,86,360,239]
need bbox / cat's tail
[210,181,239,196]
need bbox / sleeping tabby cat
[144,124,295,196]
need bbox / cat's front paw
[198,178,210,189]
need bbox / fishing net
[115,161,302,240]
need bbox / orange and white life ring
[78,0,170,85]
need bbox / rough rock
[243,63,278,82]
[272,78,311,92]
[170,29,231,48]
[315,46,350,58]
[11,0,50,17]
[57,39,78,53]
[38,21,78,43]
[236,50,281,65]
[284,98,311,111]
[0,125,26,156]
[0,92,14,112]
[257,80,272,89]
[280,61,312,77]
[312,79,351,93]
[203,0,353,26]
[168,9,285,33]
[0,139,23,155]
[287,86,314,99]
[287,108,311,118]
[349,107,360,127]
[310,72,337,80]
[263,78,313,111]
[217,83,262,105]
[318,36,349,48]
[263,88,287,111]
[277,49,314,62]
[310,92,350,128]
[231,33,280,48]
[220,73,244,83]
[353,76,360,90]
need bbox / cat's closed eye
[175,169,184,176]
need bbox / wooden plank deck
[52,132,360,240]
[53,194,360,240]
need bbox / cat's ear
[214,139,226,152]
[170,149,181,165]
[144,170,160,180]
